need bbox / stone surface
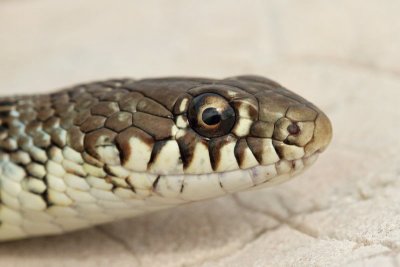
[0,0,399,266]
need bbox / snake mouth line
[150,152,320,202]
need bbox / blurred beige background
[1,0,400,266]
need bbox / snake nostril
[287,123,300,135]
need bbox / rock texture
[0,0,399,266]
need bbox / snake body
[0,75,332,241]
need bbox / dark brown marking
[272,141,284,159]
[230,99,258,120]
[177,130,202,168]
[148,140,168,166]
[234,138,249,168]
[246,137,266,163]
[208,135,236,171]
[104,165,129,179]
[152,175,161,191]
[115,127,154,166]
[82,152,104,167]
[84,128,117,161]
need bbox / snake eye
[202,107,221,125]
[188,93,236,138]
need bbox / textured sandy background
[0,0,400,266]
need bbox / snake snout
[304,112,333,156]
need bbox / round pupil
[202,107,221,125]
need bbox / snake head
[0,75,332,240]
[76,75,332,202]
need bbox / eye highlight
[188,93,236,138]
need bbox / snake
[0,75,332,241]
